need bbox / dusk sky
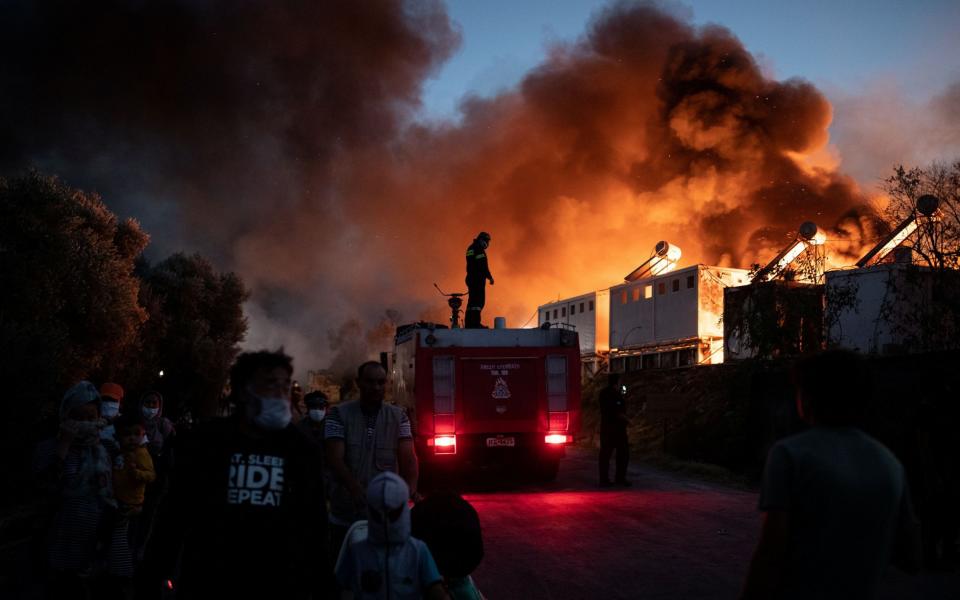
[427,0,959,114]
[425,0,960,185]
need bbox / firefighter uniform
[465,232,493,328]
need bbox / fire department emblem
[491,376,511,400]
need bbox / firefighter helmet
[477,231,491,242]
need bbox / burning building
[723,222,828,361]
[826,195,960,354]
[538,290,610,376]
[608,264,750,371]
[539,242,749,372]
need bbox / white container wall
[826,264,942,354]
[608,265,750,365]
[538,289,609,356]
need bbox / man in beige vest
[325,361,419,559]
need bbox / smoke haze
[0,0,922,374]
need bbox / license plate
[486,436,516,447]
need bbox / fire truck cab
[390,323,581,481]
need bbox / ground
[464,448,959,600]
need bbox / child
[112,413,156,516]
[411,492,486,600]
[336,472,448,599]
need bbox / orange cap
[99,382,124,402]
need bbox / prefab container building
[723,280,825,361]
[538,290,610,376]
[608,265,750,371]
[825,263,960,355]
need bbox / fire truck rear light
[430,435,457,454]
[545,434,572,445]
[548,411,569,431]
[434,413,455,434]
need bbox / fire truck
[389,320,581,481]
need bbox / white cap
[367,471,408,512]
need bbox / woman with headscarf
[33,381,133,596]
[136,390,176,462]
[131,390,175,565]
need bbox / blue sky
[422,0,960,119]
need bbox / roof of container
[538,289,601,310]
[610,264,749,290]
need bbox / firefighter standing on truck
[465,231,494,328]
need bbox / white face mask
[308,408,326,422]
[250,390,292,431]
[142,407,159,420]
[101,401,120,419]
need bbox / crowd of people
[29,347,951,599]
[32,351,484,600]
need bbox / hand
[488,277,494,285]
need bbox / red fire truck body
[391,324,581,480]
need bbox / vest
[331,400,404,522]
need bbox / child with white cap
[336,471,449,599]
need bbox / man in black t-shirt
[150,350,331,599]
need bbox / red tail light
[434,413,455,434]
[545,434,572,445]
[548,411,569,432]
[428,434,457,454]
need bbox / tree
[120,253,248,419]
[882,161,960,269]
[867,161,960,352]
[0,172,148,501]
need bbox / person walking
[740,350,921,599]
[98,382,125,455]
[34,381,133,598]
[335,472,448,600]
[150,350,331,598]
[464,232,493,329]
[325,361,419,563]
[297,390,329,447]
[598,373,630,487]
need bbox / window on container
[686,275,694,289]
[589,300,594,311]
[561,307,566,317]
[658,282,666,295]
[570,304,575,315]
[632,287,641,302]
[580,302,585,312]
[672,279,680,292]
[621,290,628,304]
[543,312,549,322]
[432,356,455,414]
[644,285,653,299]
[553,309,558,319]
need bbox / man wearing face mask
[98,382,125,455]
[297,391,329,446]
[464,231,493,329]
[151,350,331,598]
